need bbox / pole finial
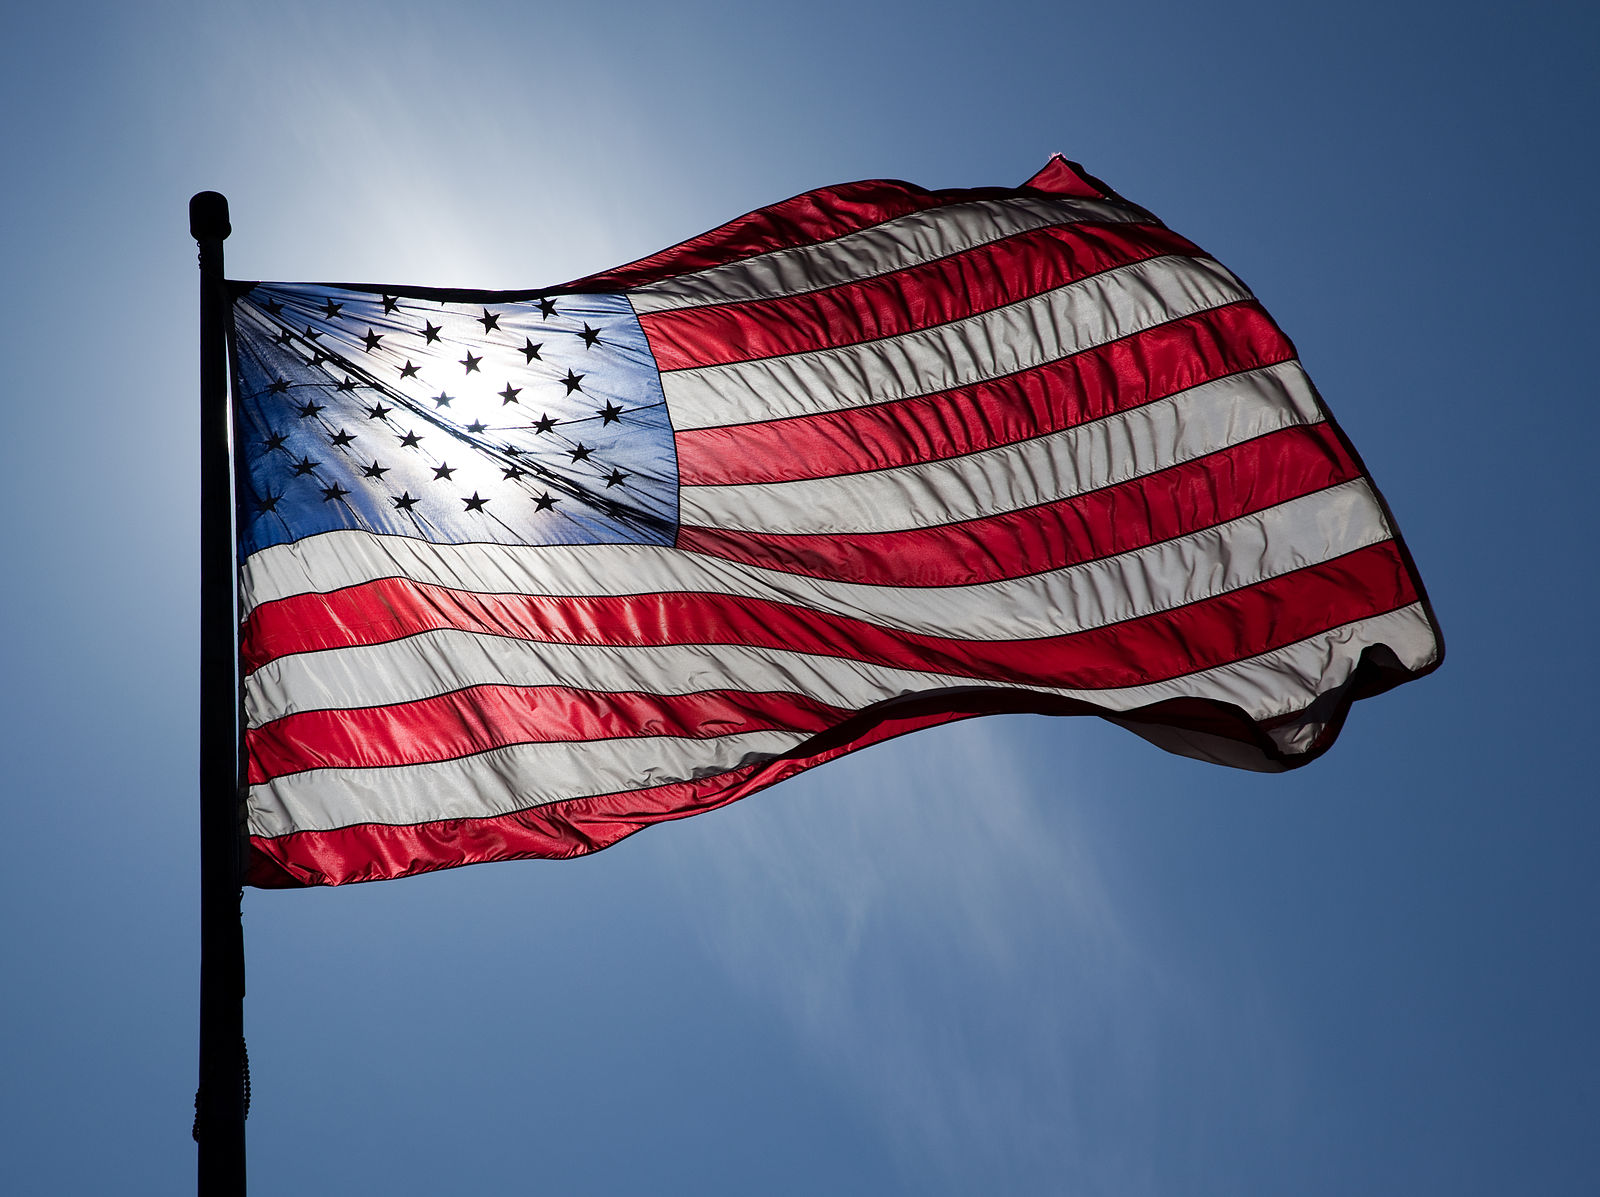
[190,192,231,242]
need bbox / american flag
[233,157,1442,887]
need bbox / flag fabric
[231,157,1442,888]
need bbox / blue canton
[233,283,678,556]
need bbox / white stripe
[248,728,807,838]
[245,637,982,729]
[242,482,1391,645]
[245,602,1437,734]
[247,604,1439,835]
[678,362,1321,535]
[1137,597,1443,767]
[628,194,1146,314]
[660,255,1249,430]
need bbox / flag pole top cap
[190,191,231,241]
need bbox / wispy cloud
[657,717,1297,1194]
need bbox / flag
[231,157,1442,887]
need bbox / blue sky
[2,1,1595,1193]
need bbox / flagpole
[191,190,248,1197]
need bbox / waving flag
[232,157,1442,887]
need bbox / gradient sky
[2,2,1596,1193]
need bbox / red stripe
[243,541,1415,693]
[245,688,1286,890]
[562,159,1111,294]
[639,223,1200,371]
[251,648,1425,891]
[246,665,1416,888]
[675,424,1359,586]
[672,302,1294,486]
[248,685,849,784]
[565,181,1007,292]
[246,704,990,886]
[1022,156,1113,199]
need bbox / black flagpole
[191,191,248,1196]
